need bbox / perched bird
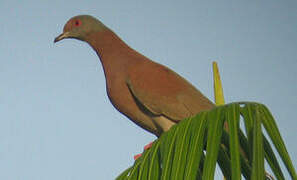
[54,15,215,137]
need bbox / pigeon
[54,15,214,137]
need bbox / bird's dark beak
[54,32,70,43]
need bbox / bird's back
[126,52,215,122]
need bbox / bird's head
[54,15,108,43]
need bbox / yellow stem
[212,61,225,106]
[213,62,227,180]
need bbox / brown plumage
[54,15,215,137]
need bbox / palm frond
[116,102,296,180]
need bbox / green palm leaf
[116,102,296,180]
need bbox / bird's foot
[133,153,142,160]
[143,142,153,150]
[134,142,154,160]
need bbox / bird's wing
[126,61,213,122]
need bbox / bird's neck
[85,30,136,78]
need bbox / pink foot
[134,153,142,160]
[143,142,153,150]
[134,141,154,160]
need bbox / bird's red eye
[74,19,81,27]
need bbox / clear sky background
[0,0,296,179]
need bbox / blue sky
[0,0,296,179]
